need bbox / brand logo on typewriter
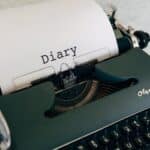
[137,88,150,97]
[40,46,77,65]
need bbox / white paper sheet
[0,0,118,94]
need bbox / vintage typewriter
[0,0,150,149]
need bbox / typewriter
[0,0,150,149]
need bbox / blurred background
[0,0,149,54]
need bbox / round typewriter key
[142,116,150,127]
[110,125,121,143]
[131,119,141,130]
[130,119,142,137]
[144,132,150,143]
[134,137,145,148]
[145,132,150,141]
[111,130,120,141]
[76,145,87,150]
[100,135,110,145]
[140,111,150,125]
[123,142,134,150]
[122,125,132,136]
[88,139,99,149]
[74,141,88,150]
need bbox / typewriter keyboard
[59,109,150,150]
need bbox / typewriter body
[0,47,150,150]
[0,0,150,150]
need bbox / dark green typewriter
[0,2,150,150]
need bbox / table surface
[97,0,150,54]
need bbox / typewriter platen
[0,1,150,150]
